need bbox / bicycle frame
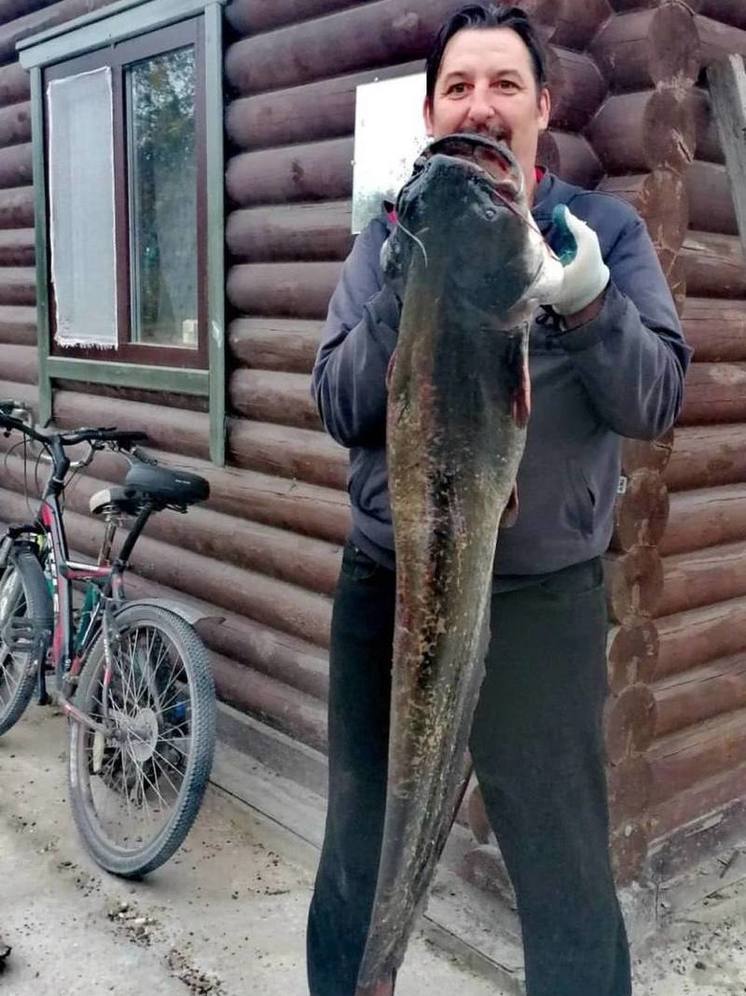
[13,456,155,734]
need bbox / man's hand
[527,205,610,319]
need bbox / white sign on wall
[351,73,429,234]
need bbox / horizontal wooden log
[225,0,360,35]
[591,6,700,92]
[0,58,30,108]
[686,86,724,164]
[688,0,746,30]
[685,160,737,237]
[611,469,669,552]
[1,342,35,384]
[0,99,29,146]
[0,486,335,648]
[679,362,746,424]
[228,317,321,374]
[224,0,462,95]
[695,14,746,69]
[0,0,114,66]
[0,376,35,412]
[226,201,353,263]
[54,390,210,460]
[5,450,343,597]
[665,251,687,316]
[607,620,659,694]
[544,47,607,132]
[0,0,50,24]
[659,540,746,618]
[680,230,746,298]
[621,432,674,476]
[607,754,652,824]
[666,424,746,491]
[656,594,746,679]
[529,0,614,51]
[226,137,353,208]
[0,187,32,230]
[229,418,348,491]
[0,303,35,345]
[588,90,695,175]
[0,142,32,189]
[0,264,33,305]
[604,683,657,764]
[603,546,663,625]
[538,130,602,188]
[648,759,746,843]
[211,651,327,753]
[122,570,330,701]
[681,298,746,361]
[229,368,320,431]
[227,261,342,320]
[653,654,746,739]
[598,171,688,256]
[79,444,350,545]
[225,60,423,152]
[0,227,33,265]
[662,484,746,556]
[648,706,746,806]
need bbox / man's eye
[497,80,519,91]
[447,82,468,95]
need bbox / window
[19,0,225,463]
[45,20,206,367]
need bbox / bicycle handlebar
[0,402,150,452]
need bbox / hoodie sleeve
[554,201,693,441]
[311,218,400,448]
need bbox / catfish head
[382,133,548,321]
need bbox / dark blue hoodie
[312,171,692,576]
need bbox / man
[308,4,691,995]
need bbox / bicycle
[0,399,217,877]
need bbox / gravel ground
[2,704,746,995]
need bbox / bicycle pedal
[3,617,40,651]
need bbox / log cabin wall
[1,0,745,904]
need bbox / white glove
[527,205,610,317]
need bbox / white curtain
[47,66,117,348]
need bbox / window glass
[127,46,197,349]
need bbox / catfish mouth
[424,133,523,202]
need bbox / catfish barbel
[355,133,563,995]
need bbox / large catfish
[355,134,562,995]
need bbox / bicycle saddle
[123,463,210,508]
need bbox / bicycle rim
[69,608,215,875]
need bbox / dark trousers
[307,541,632,996]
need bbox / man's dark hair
[425,3,549,101]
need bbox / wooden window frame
[18,0,226,464]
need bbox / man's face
[423,27,551,200]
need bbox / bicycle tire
[68,603,216,877]
[0,549,52,736]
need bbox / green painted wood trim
[18,0,226,69]
[30,67,52,427]
[46,357,209,396]
[204,1,225,466]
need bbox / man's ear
[423,95,434,137]
[538,86,551,132]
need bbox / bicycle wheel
[0,549,52,736]
[68,603,216,877]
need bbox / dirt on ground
[2,705,746,995]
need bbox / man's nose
[465,85,495,127]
